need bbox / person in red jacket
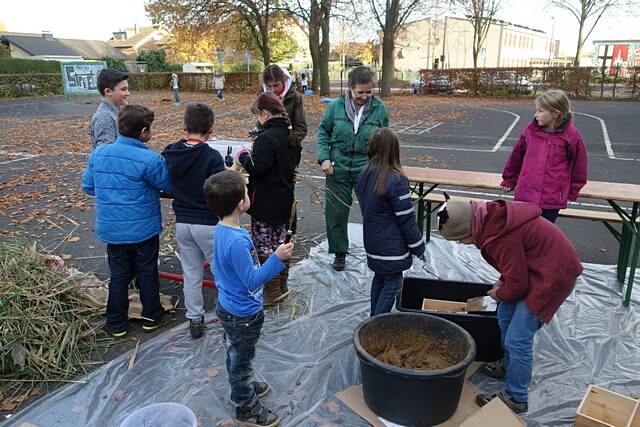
[439,199,583,414]
[501,89,588,223]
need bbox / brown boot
[263,279,283,305]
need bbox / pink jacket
[501,116,588,209]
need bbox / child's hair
[348,66,375,88]
[203,170,246,219]
[97,68,128,96]
[251,92,295,146]
[263,64,287,84]
[535,89,571,122]
[366,128,403,199]
[185,103,214,135]
[118,105,154,138]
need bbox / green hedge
[0,74,63,97]
[127,72,262,92]
[0,58,61,74]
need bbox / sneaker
[479,359,506,380]
[253,381,270,398]
[189,317,205,339]
[235,400,280,427]
[105,325,127,338]
[476,390,528,414]
[332,253,346,271]
[142,313,168,333]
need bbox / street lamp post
[547,16,555,67]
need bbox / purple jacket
[501,115,588,209]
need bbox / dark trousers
[370,272,404,316]
[106,235,163,332]
[541,209,560,223]
[217,303,264,408]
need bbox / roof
[0,32,126,59]
[108,27,165,49]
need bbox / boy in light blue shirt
[203,170,293,427]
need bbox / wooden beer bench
[403,166,640,306]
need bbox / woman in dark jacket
[238,92,298,304]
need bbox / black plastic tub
[397,277,503,362]
[354,312,476,426]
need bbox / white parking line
[396,121,424,133]
[418,122,444,134]
[483,108,520,152]
[574,111,640,162]
[0,150,40,165]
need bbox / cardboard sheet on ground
[6,224,640,427]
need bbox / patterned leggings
[251,219,287,258]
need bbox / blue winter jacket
[82,135,173,244]
[356,167,425,274]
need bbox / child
[438,199,583,413]
[355,128,425,316]
[82,105,173,337]
[237,92,299,305]
[90,68,129,148]
[162,103,224,339]
[300,72,308,92]
[501,89,588,223]
[203,170,293,427]
[171,73,181,104]
[213,70,225,101]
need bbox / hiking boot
[252,381,270,398]
[279,260,290,296]
[142,313,168,333]
[479,359,506,380]
[189,316,205,339]
[332,253,346,271]
[476,390,528,414]
[235,400,280,427]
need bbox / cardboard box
[421,296,496,313]
[575,385,640,427]
[336,363,525,427]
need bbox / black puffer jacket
[239,118,298,225]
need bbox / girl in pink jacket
[501,89,588,222]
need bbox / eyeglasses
[436,192,451,230]
[352,90,373,97]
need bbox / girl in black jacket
[238,92,299,304]
[356,128,425,316]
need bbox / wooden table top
[403,166,640,204]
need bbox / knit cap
[438,200,472,240]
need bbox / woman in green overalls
[316,66,390,271]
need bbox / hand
[236,148,251,161]
[224,163,235,171]
[320,159,334,176]
[487,287,501,302]
[493,279,503,290]
[501,185,513,192]
[275,243,294,261]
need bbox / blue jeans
[370,272,404,316]
[541,209,559,223]
[106,235,164,332]
[498,299,542,403]
[216,303,264,407]
[173,88,181,103]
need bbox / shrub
[0,58,60,74]
[0,74,63,97]
[99,56,127,72]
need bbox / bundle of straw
[0,239,104,393]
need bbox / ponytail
[251,92,296,146]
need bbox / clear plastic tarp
[6,224,639,427]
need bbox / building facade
[392,16,560,74]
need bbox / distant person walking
[213,70,225,101]
[171,73,180,105]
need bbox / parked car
[493,72,534,94]
[425,75,455,94]
[411,75,424,93]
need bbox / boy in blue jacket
[203,170,293,427]
[82,104,173,337]
[162,103,225,339]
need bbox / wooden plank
[403,166,640,203]
[422,298,468,313]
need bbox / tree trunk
[574,17,585,66]
[309,34,321,92]
[319,4,331,96]
[380,27,395,97]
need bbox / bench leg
[425,201,432,243]
[622,233,639,306]
[417,182,425,236]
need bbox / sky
[1,0,638,56]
